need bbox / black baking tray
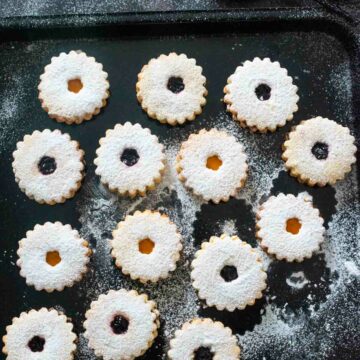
[0,6,359,360]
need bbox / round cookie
[12,129,84,205]
[17,222,90,292]
[176,129,248,203]
[94,122,165,197]
[256,193,325,262]
[191,234,267,311]
[282,117,357,186]
[2,308,76,360]
[38,50,109,124]
[84,289,159,360]
[111,210,182,283]
[168,318,240,360]
[224,57,299,132]
[136,52,207,125]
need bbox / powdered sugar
[136,53,207,125]
[111,210,182,282]
[94,122,165,197]
[191,235,267,311]
[224,57,299,132]
[257,193,325,262]
[177,129,248,203]
[38,50,109,124]
[12,129,84,204]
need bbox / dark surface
[0,6,359,360]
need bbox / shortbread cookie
[12,129,84,204]
[111,210,182,283]
[136,53,207,125]
[2,308,76,360]
[168,318,240,360]
[94,122,165,197]
[282,117,357,186]
[191,234,267,311]
[224,57,299,132]
[38,50,109,124]
[17,222,90,292]
[176,129,248,203]
[84,289,159,360]
[256,193,325,262]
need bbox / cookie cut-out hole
[206,155,222,171]
[286,218,302,235]
[46,251,61,266]
[120,148,139,167]
[28,336,45,352]
[311,142,329,160]
[111,315,129,334]
[167,76,185,94]
[194,346,214,360]
[255,83,271,101]
[68,78,83,93]
[38,156,57,175]
[220,265,238,282]
[138,238,155,254]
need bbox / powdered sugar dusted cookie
[38,50,109,124]
[136,53,207,125]
[168,318,240,360]
[256,193,325,262]
[176,129,248,203]
[84,289,159,360]
[224,57,299,132]
[111,210,182,283]
[2,308,76,360]
[17,222,90,292]
[282,117,357,186]
[12,129,84,205]
[94,122,165,197]
[191,234,267,311]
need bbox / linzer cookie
[176,129,248,203]
[84,289,159,360]
[2,308,76,360]
[12,129,84,204]
[38,50,109,124]
[256,193,325,262]
[17,222,90,292]
[136,53,207,125]
[224,57,299,132]
[191,234,267,311]
[168,318,240,360]
[111,210,182,283]
[94,122,165,197]
[282,117,357,186]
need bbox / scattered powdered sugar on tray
[75,106,359,358]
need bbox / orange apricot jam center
[46,251,61,266]
[138,238,155,254]
[68,78,83,93]
[286,218,302,235]
[206,155,222,171]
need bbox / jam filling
[68,78,83,93]
[286,218,302,235]
[206,155,222,171]
[46,251,61,266]
[138,238,155,254]
[255,83,271,101]
[38,156,57,175]
[194,346,214,360]
[120,148,139,167]
[311,142,329,160]
[167,76,185,94]
[220,265,238,282]
[111,315,129,335]
[28,336,45,352]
